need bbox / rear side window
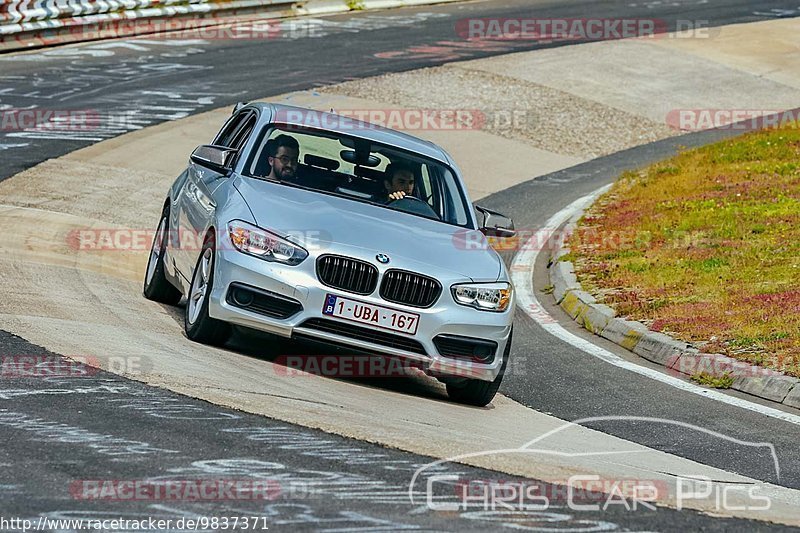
[214,111,253,148]
[229,115,257,150]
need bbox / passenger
[381,162,416,203]
[267,135,300,182]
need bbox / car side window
[213,111,251,148]
[229,114,257,151]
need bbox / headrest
[304,154,340,170]
[353,166,384,182]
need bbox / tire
[446,328,513,407]
[184,233,231,346]
[143,205,182,305]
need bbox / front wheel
[143,205,182,305]
[446,328,512,407]
[184,234,231,346]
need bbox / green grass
[569,123,800,377]
[691,371,735,389]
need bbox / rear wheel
[184,234,231,346]
[143,205,182,305]
[446,328,512,407]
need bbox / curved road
[2,0,800,530]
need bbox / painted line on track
[511,185,800,427]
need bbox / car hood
[233,176,502,281]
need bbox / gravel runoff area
[323,64,677,159]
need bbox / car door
[174,111,257,281]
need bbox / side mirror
[475,205,516,238]
[190,145,237,174]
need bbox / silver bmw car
[143,103,516,406]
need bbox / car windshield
[243,125,473,228]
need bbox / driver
[382,162,416,203]
[267,135,300,182]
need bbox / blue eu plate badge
[323,294,337,315]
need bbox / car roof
[248,103,451,164]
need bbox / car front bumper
[208,247,514,382]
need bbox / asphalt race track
[2,335,787,531]
[2,0,800,530]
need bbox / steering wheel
[387,195,439,219]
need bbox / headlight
[227,220,308,265]
[451,282,512,312]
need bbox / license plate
[322,294,420,335]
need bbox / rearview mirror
[190,145,237,174]
[475,205,516,238]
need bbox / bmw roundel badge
[376,253,390,264]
